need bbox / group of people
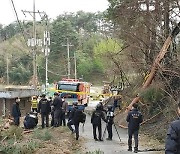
[11,95,180,153]
[90,101,143,153]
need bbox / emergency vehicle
[56,78,90,111]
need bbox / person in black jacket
[106,105,114,140]
[67,102,80,140]
[126,103,143,153]
[91,104,107,141]
[165,102,180,154]
[11,97,21,126]
[24,112,38,129]
[38,94,51,128]
[52,92,63,127]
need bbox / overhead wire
[9,0,28,45]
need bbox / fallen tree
[127,22,180,110]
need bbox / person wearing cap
[165,102,180,154]
[126,103,143,153]
[38,94,51,128]
[11,97,21,126]
[91,103,107,141]
[52,92,63,127]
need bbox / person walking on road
[126,103,143,153]
[11,97,21,126]
[91,104,107,141]
[38,94,51,128]
[52,92,63,127]
[165,102,180,154]
[106,105,114,140]
[67,102,80,140]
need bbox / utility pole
[6,55,9,85]
[43,14,50,93]
[62,38,73,79]
[32,0,37,89]
[74,51,77,79]
[22,0,44,89]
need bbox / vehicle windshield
[58,83,79,92]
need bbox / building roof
[0,86,41,99]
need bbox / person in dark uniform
[99,101,106,113]
[106,105,114,140]
[165,102,180,154]
[91,104,107,141]
[48,97,54,127]
[126,103,143,153]
[52,92,63,127]
[11,97,21,126]
[38,94,51,128]
[67,102,80,140]
[60,97,68,126]
[24,112,38,129]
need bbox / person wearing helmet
[52,92,63,127]
[91,103,107,141]
[67,102,80,140]
[31,96,38,112]
[106,105,114,140]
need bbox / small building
[0,86,41,117]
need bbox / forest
[0,0,180,139]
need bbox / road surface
[79,100,163,154]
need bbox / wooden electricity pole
[127,22,180,110]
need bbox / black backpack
[75,109,86,123]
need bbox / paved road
[79,100,163,154]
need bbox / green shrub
[141,86,164,103]
[86,149,104,154]
[0,140,40,154]
[33,129,52,141]
[141,84,165,114]
[2,125,23,140]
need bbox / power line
[9,0,28,44]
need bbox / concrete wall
[0,97,31,117]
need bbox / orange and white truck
[56,78,90,111]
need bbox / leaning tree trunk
[127,22,180,110]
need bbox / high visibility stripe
[31,100,38,108]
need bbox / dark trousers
[54,109,61,127]
[32,108,37,112]
[128,129,139,150]
[60,111,66,126]
[67,120,80,139]
[51,111,54,127]
[107,123,113,139]
[14,117,20,126]
[93,124,102,140]
[41,113,49,128]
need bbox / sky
[0,0,109,26]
